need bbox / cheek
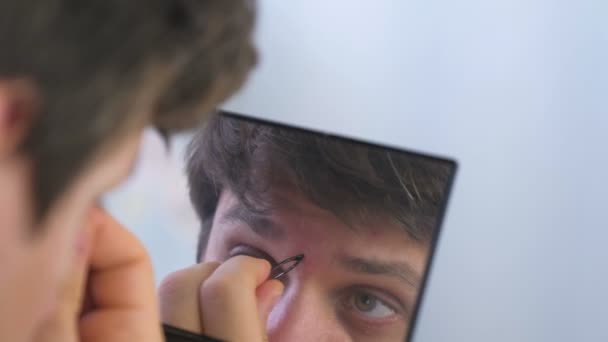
[36,192,93,279]
[266,284,350,341]
[0,210,83,338]
[266,285,303,331]
[0,160,34,240]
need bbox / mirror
[104,110,456,341]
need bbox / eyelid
[339,290,405,333]
[228,245,305,283]
[228,244,280,269]
[343,285,408,317]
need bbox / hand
[159,256,284,342]
[35,207,163,342]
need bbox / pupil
[355,293,376,311]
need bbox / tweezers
[269,254,304,280]
[163,254,304,342]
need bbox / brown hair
[187,113,452,260]
[0,0,257,221]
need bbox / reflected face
[203,189,429,342]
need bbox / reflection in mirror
[173,111,456,341]
[107,110,456,342]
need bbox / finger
[78,207,162,342]
[158,262,221,333]
[34,214,95,342]
[199,255,273,342]
[255,280,284,328]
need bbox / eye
[340,287,405,326]
[349,291,396,319]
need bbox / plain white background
[105,1,608,341]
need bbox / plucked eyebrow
[219,204,286,241]
[338,255,422,289]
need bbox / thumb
[255,280,284,330]
[158,262,221,334]
[78,206,163,342]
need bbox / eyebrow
[219,204,286,241]
[220,204,422,288]
[338,255,422,289]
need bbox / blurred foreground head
[0,2,257,341]
[0,0,257,220]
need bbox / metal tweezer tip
[270,254,305,280]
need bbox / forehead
[212,188,431,290]
[217,187,429,253]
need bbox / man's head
[0,2,256,341]
[187,113,451,341]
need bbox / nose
[265,284,350,342]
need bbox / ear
[0,80,38,160]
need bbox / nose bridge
[266,284,348,342]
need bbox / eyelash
[340,287,405,325]
[348,286,404,314]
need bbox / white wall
[103,130,200,283]
[106,1,608,341]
